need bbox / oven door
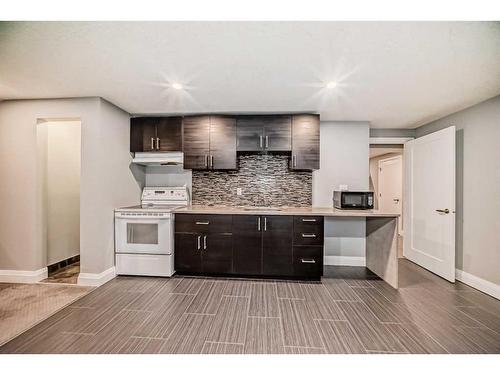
[115,215,172,255]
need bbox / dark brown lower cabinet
[175,213,323,279]
[262,216,293,276]
[232,215,262,275]
[201,233,233,274]
[175,233,203,273]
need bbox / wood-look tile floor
[1,259,499,354]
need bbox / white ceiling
[1,22,499,128]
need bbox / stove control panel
[141,186,189,203]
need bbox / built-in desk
[173,206,400,288]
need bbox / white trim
[324,256,366,267]
[456,269,500,301]
[369,137,413,145]
[0,267,48,283]
[77,266,116,287]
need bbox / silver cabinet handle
[203,235,207,250]
[156,137,160,150]
[257,216,261,231]
[264,217,267,231]
[205,154,209,168]
[151,137,154,150]
[197,235,201,250]
[436,209,450,214]
[265,135,269,148]
[211,155,214,169]
[302,233,317,238]
[259,135,263,148]
[301,259,316,264]
[292,155,297,167]
[302,218,317,222]
[195,221,210,225]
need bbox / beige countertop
[173,205,399,217]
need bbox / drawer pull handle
[301,259,316,264]
[301,233,317,238]
[195,221,210,225]
[302,218,317,222]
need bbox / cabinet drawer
[175,214,232,234]
[293,216,323,246]
[293,246,323,279]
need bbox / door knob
[436,209,450,214]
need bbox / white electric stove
[114,186,189,277]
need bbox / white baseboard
[0,267,48,283]
[456,269,500,300]
[324,256,366,267]
[77,266,116,287]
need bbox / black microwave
[333,191,374,210]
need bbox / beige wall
[39,120,81,265]
[0,97,142,274]
[416,95,500,285]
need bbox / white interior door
[378,155,403,234]
[404,126,456,282]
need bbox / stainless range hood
[132,152,184,166]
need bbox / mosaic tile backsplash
[192,154,312,207]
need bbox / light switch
[236,188,242,196]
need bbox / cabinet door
[209,116,237,170]
[291,114,320,170]
[263,115,292,151]
[156,117,182,151]
[175,233,202,273]
[262,215,293,276]
[233,215,262,275]
[202,233,233,274]
[130,117,157,152]
[236,116,264,151]
[183,116,210,169]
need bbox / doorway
[369,145,404,256]
[37,119,81,284]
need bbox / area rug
[0,282,92,346]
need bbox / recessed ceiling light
[172,83,183,90]
[326,81,337,89]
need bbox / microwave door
[343,193,363,208]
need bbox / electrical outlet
[236,188,242,196]
[339,184,348,191]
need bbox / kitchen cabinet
[232,215,263,275]
[175,213,323,279]
[182,116,210,169]
[292,216,324,278]
[236,115,292,152]
[290,114,320,170]
[233,215,294,277]
[183,115,237,170]
[174,214,233,274]
[209,116,237,170]
[262,215,294,276]
[130,116,182,152]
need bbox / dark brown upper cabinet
[182,116,210,169]
[290,114,320,170]
[183,115,237,170]
[236,115,291,152]
[130,116,182,152]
